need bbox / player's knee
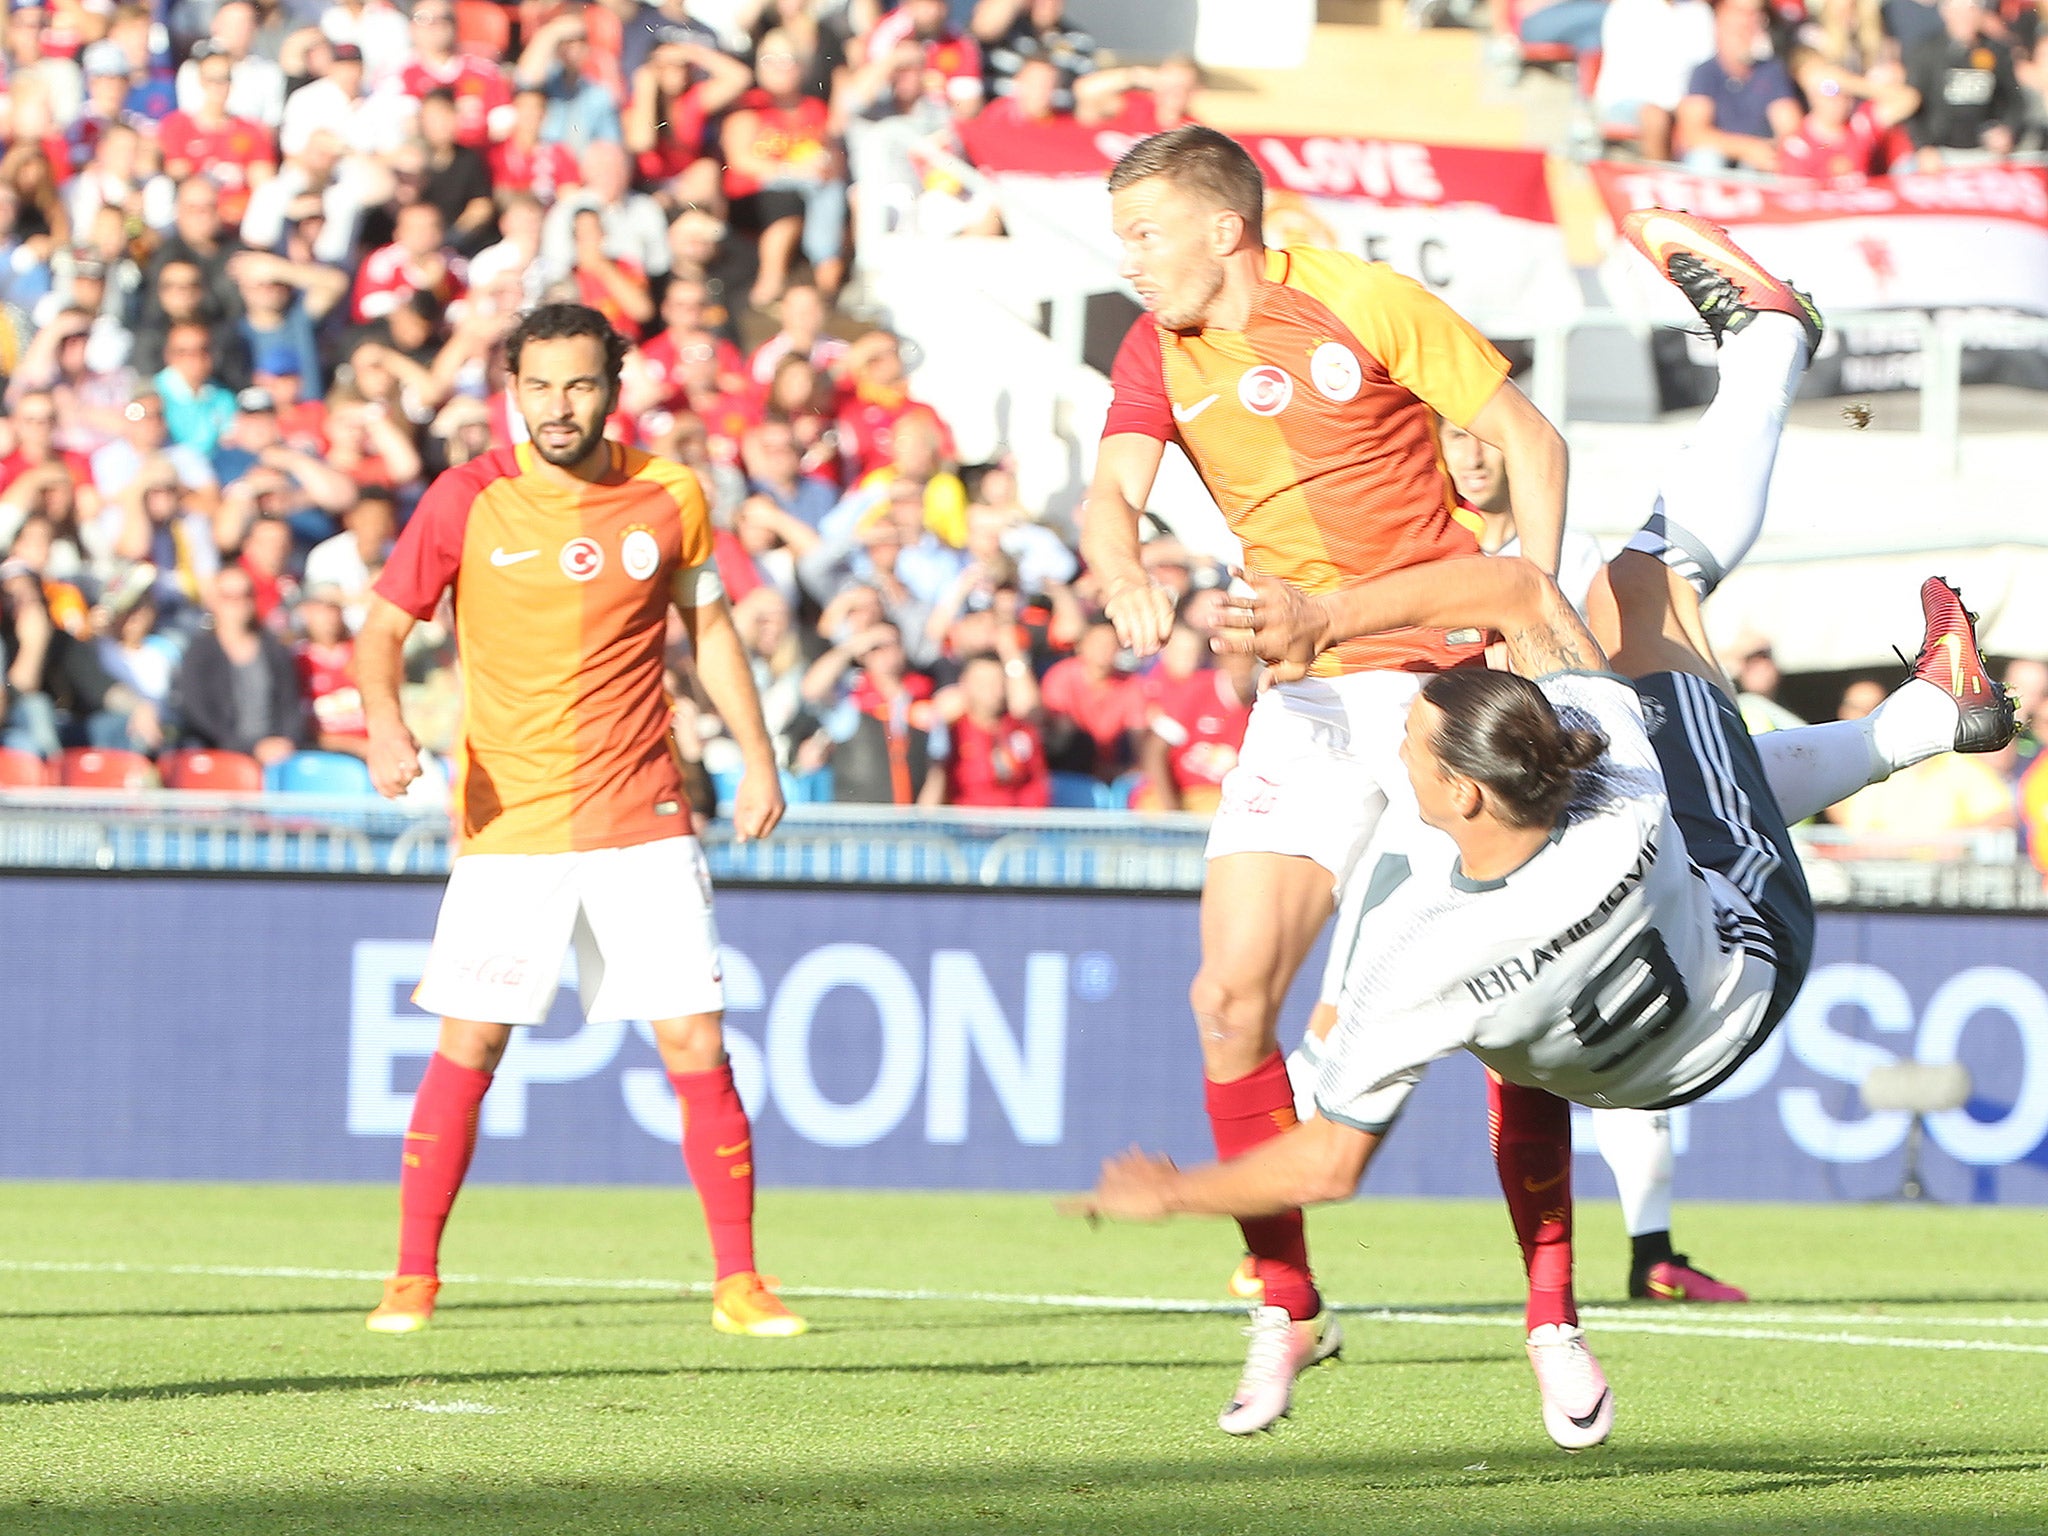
[1188,968,1275,1051]
[438,1017,512,1073]
[651,1011,726,1074]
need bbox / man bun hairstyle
[1107,125,1264,245]
[1420,669,1607,830]
[504,301,630,394]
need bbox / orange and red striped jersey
[1104,246,1510,677]
[375,442,715,856]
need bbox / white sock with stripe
[1624,313,1811,596]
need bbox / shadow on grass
[5,1445,2041,1536]
[1,1352,1510,1407]
[0,1296,694,1325]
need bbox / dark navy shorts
[1633,670,1816,1105]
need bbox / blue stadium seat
[1098,771,1145,811]
[268,751,377,797]
[1050,772,1101,810]
[784,768,835,804]
[710,767,744,810]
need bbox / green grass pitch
[4,1181,2047,1535]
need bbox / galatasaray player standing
[357,303,804,1339]
[1080,126,1568,1433]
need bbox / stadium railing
[0,791,2037,907]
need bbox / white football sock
[1592,1107,1674,1239]
[1624,313,1811,597]
[1755,680,1959,823]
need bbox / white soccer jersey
[1315,672,1782,1130]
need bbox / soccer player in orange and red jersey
[1080,126,1570,1434]
[355,303,803,1340]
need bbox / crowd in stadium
[0,0,1237,810]
[0,0,2037,827]
[1511,0,2048,169]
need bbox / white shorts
[413,837,724,1026]
[1205,671,1422,883]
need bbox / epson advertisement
[3,876,2045,1204]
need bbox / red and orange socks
[1207,1051,1320,1321]
[670,1063,757,1281]
[396,1052,492,1279]
[1488,1073,1577,1332]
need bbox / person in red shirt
[939,650,1048,807]
[487,86,583,202]
[0,391,94,497]
[866,0,983,115]
[1135,620,1256,812]
[832,328,955,480]
[568,207,653,341]
[1038,615,1137,779]
[625,39,754,214]
[1077,54,1202,134]
[351,203,467,324]
[397,1,513,148]
[720,31,847,305]
[159,51,276,224]
[629,277,749,417]
[1777,66,1919,180]
[294,585,369,757]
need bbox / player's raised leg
[1751,577,2016,824]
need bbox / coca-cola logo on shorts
[469,954,530,989]
[1237,365,1294,417]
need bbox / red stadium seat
[159,748,265,793]
[0,746,51,787]
[456,0,511,55]
[56,747,159,790]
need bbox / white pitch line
[6,1260,2048,1357]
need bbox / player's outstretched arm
[1466,378,1568,576]
[681,589,785,843]
[1217,557,1609,682]
[357,594,423,799]
[1073,1117,1379,1223]
[1080,433,1175,658]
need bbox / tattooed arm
[1214,556,1611,681]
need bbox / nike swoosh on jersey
[1171,393,1220,424]
[1522,1171,1567,1193]
[715,1140,751,1157]
[490,547,540,566]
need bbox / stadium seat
[1098,771,1145,811]
[56,747,158,790]
[455,0,510,54]
[783,768,836,804]
[159,749,265,793]
[268,751,378,797]
[0,746,51,787]
[1050,772,1101,810]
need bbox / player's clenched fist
[1213,570,1328,683]
[1103,578,1176,658]
[730,768,785,843]
[366,718,424,799]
